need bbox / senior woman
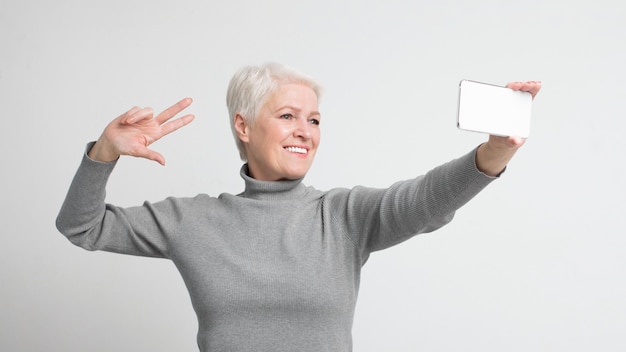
[57,63,541,351]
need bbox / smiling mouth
[284,146,308,154]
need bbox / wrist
[87,139,120,163]
[476,142,517,177]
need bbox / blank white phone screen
[457,80,532,138]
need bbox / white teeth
[285,146,307,154]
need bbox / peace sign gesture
[88,98,195,165]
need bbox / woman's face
[237,83,321,181]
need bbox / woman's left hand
[487,80,542,150]
[476,80,542,176]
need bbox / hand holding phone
[457,80,533,138]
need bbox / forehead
[264,83,319,109]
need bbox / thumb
[134,146,166,166]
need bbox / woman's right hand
[88,98,195,165]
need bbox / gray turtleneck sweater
[56,143,496,351]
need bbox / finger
[527,81,542,99]
[159,113,196,138]
[506,81,542,99]
[508,136,526,147]
[144,150,166,166]
[517,81,541,99]
[124,107,154,124]
[130,145,166,166]
[117,106,140,123]
[127,106,142,116]
[155,98,193,125]
[505,81,523,90]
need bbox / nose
[294,118,312,139]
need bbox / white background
[2,0,625,351]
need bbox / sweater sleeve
[55,143,174,258]
[333,147,497,256]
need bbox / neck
[239,164,306,201]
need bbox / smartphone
[457,79,533,138]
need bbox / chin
[280,167,310,180]
[281,172,306,180]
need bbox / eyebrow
[275,105,321,117]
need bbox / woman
[57,63,541,351]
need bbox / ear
[234,113,250,143]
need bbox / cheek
[252,125,282,145]
[258,128,289,154]
[312,130,321,147]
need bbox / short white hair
[226,62,322,161]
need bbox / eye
[309,118,320,126]
[280,113,293,120]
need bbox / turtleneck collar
[238,164,307,201]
